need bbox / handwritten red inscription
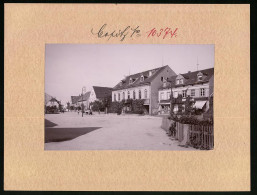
[146,27,178,39]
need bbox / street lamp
[81,86,86,117]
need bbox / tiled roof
[159,68,214,89]
[113,65,170,90]
[49,97,60,104]
[71,96,80,104]
[77,92,91,102]
[93,86,113,99]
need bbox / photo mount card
[4,4,250,191]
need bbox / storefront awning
[194,101,207,109]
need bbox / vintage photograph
[45,44,214,150]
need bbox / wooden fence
[161,117,214,150]
[188,124,214,150]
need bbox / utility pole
[166,78,173,115]
[197,57,199,71]
[81,86,86,117]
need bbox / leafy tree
[131,99,145,114]
[184,96,194,115]
[102,95,112,113]
[90,100,104,112]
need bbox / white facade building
[112,65,177,114]
[158,68,214,114]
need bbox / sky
[45,44,214,104]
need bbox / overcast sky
[45,44,214,104]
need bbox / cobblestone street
[45,112,196,150]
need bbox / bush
[46,105,58,114]
[169,114,213,126]
[90,100,104,112]
[108,101,124,113]
[131,99,145,114]
[168,121,176,137]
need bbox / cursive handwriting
[91,24,141,41]
[146,27,178,39]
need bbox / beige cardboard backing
[4,4,250,191]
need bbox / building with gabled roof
[91,86,112,101]
[45,93,53,105]
[112,65,177,114]
[158,67,214,115]
[71,86,113,111]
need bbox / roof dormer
[140,75,144,82]
[120,79,126,86]
[197,72,203,81]
[129,78,133,84]
[176,74,184,85]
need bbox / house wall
[89,90,97,103]
[158,88,172,101]
[159,82,211,113]
[209,75,214,96]
[172,83,210,99]
[112,85,150,102]
[150,66,176,115]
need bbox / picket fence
[173,122,214,150]
[188,124,214,150]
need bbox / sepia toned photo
[45,44,214,150]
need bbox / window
[200,88,205,96]
[174,91,178,98]
[139,90,141,99]
[191,89,195,97]
[161,76,164,82]
[174,105,178,112]
[129,78,133,84]
[140,75,144,82]
[114,94,116,101]
[144,89,147,99]
[118,93,120,101]
[133,91,136,99]
[149,71,152,76]
[167,92,171,99]
[123,92,125,100]
[182,90,186,98]
[176,79,183,84]
[128,91,130,99]
[160,92,164,100]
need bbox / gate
[189,124,214,150]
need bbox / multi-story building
[112,65,177,114]
[158,68,214,115]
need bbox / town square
[45,44,214,150]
